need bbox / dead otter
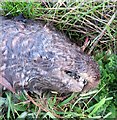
[0,15,100,94]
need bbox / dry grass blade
[24,91,63,118]
[88,10,117,55]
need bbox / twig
[88,10,117,55]
[24,90,63,118]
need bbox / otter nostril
[33,59,37,63]
[83,79,88,85]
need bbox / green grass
[0,1,117,119]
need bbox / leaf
[58,93,77,106]
[6,93,15,119]
[103,112,112,118]
[88,98,106,116]
[43,112,56,119]
[48,95,57,109]
[0,97,7,107]
[17,112,28,119]
[107,104,116,118]
[14,104,27,111]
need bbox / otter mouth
[64,70,88,86]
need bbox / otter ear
[0,75,16,93]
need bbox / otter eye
[65,70,80,79]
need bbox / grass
[0,1,117,119]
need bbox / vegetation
[0,1,117,119]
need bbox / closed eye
[65,70,88,85]
[65,70,80,79]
